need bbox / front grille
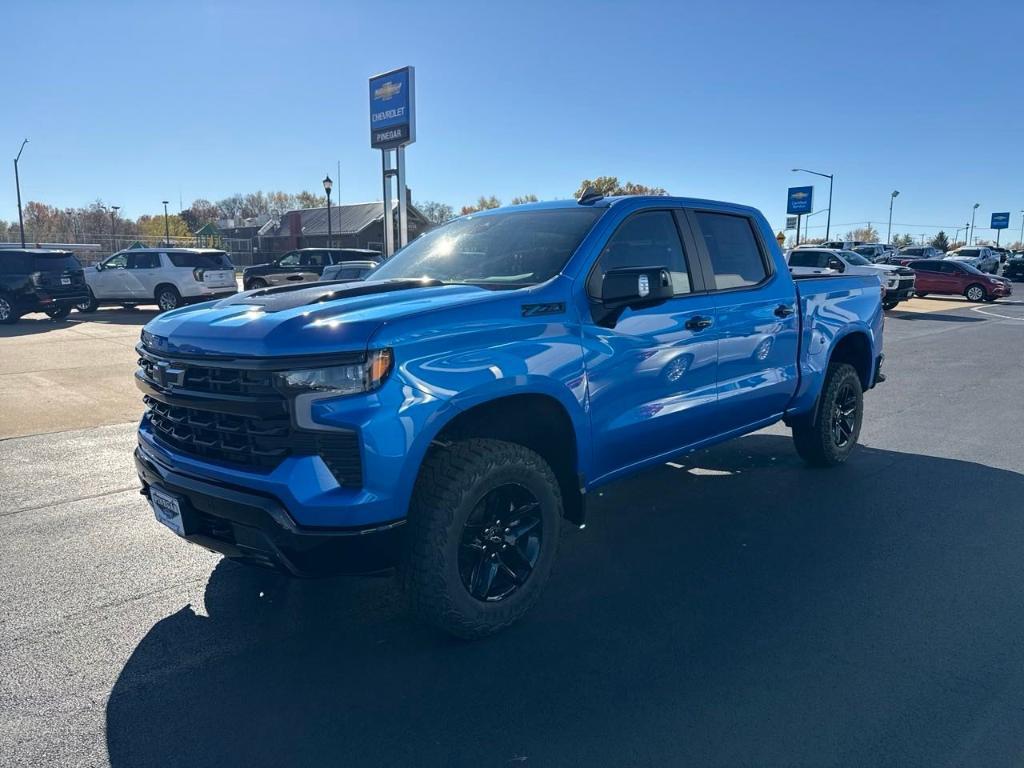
[898,277,915,291]
[139,350,363,486]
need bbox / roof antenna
[577,185,603,205]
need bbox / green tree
[574,177,667,198]
[179,199,220,231]
[136,213,192,240]
[510,194,539,205]
[416,200,455,224]
[891,233,915,248]
[460,195,501,215]
[930,231,950,252]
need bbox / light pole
[323,175,333,248]
[162,201,170,245]
[109,205,120,249]
[969,203,979,245]
[886,190,900,245]
[792,168,834,239]
[13,138,28,247]
[1018,210,1023,248]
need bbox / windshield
[369,208,603,287]
[842,251,872,266]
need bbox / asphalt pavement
[2,297,1024,767]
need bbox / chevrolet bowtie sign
[369,66,416,149]
[787,186,814,215]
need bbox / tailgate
[202,269,236,288]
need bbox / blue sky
[2,0,1022,241]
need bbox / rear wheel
[155,285,182,312]
[914,292,928,298]
[964,284,986,302]
[45,305,72,320]
[247,278,268,290]
[0,294,19,324]
[403,438,562,639]
[792,362,864,467]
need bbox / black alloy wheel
[830,380,859,449]
[458,483,543,602]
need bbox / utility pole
[13,139,28,248]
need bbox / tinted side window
[590,211,692,296]
[694,212,768,289]
[278,252,300,267]
[0,253,32,273]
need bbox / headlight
[274,349,393,396]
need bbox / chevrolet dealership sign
[369,66,416,149]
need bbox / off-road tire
[403,438,563,639]
[792,362,864,467]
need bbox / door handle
[774,304,795,318]
[685,315,713,331]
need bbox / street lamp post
[323,175,333,248]
[792,168,834,239]
[1018,210,1023,248]
[969,203,979,245]
[110,205,120,250]
[162,201,170,245]
[13,139,28,248]
[886,190,900,245]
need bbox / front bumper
[135,443,404,576]
[884,286,915,301]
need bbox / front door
[92,253,130,298]
[581,209,720,481]
[687,209,800,433]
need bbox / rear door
[687,208,800,433]
[298,250,327,282]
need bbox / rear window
[168,251,232,268]
[33,254,82,272]
[789,250,828,268]
[956,249,980,258]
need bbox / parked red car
[908,259,1012,302]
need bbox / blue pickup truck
[134,193,884,638]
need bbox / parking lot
[3,295,1024,766]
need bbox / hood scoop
[217,278,444,312]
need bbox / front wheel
[882,298,900,311]
[75,289,98,313]
[155,286,182,312]
[403,438,562,639]
[246,278,268,290]
[914,292,928,298]
[45,305,72,320]
[792,362,864,467]
[964,284,986,302]
[0,293,19,324]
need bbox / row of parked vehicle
[786,243,1018,308]
[0,245,384,324]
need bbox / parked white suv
[79,248,237,312]
[786,247,916,310]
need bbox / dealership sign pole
[369,66,416,258]
[991,212,1009,246]
[787,186,813,246]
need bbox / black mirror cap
[600,266,673,309]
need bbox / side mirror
[600,266,673,309]
[828,259,845,272]
[94,263,102,271]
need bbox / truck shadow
[0,307,157,337]
[105,435,1024,767]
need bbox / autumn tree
[294,190,327,209]
[416,200,455,225]
[844,225,880,243]
[460,195,501,215]
[574,177,667,198]
[179,199,221,231]
[136,213,192,240]
[510,194,539,205]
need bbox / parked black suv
[0,249,90,324]
[242,248,382,290]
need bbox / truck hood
[140,279,498,358]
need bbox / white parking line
[970,304,1024,321]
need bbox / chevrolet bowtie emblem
[374,81,401,101]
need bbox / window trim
[684,208,775,294]
[584,206,708,301]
